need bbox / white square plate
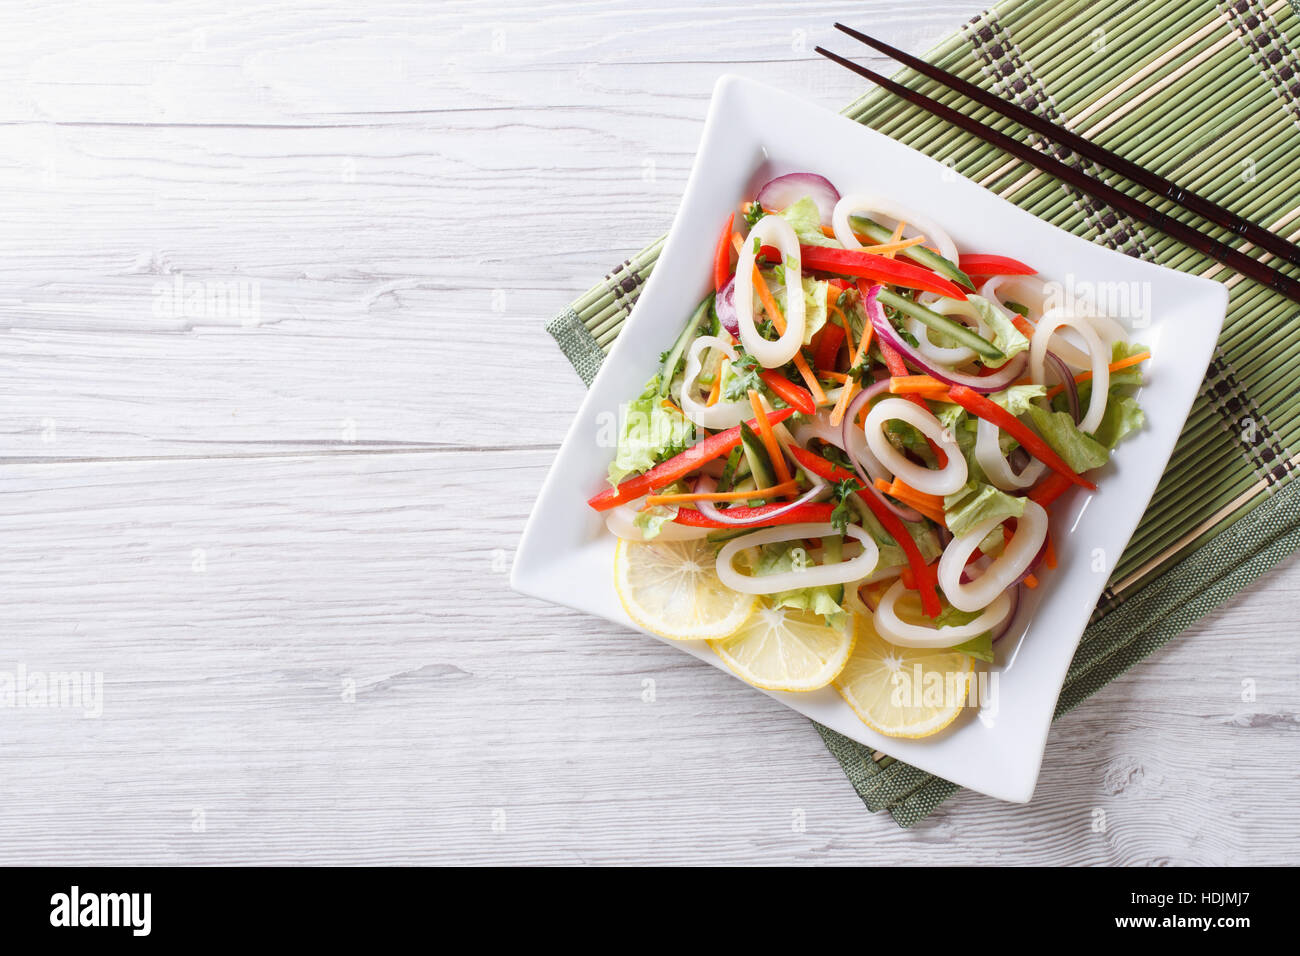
[513,75,1227,803]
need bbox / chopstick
[814,46,1300,305]
[833,22,1300,270]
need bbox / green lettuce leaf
[1069,341,1148,450]
[777,196,840,248]
[943,481,1026,538]
[606,375,695,487]
[988,383,1046,416]
[1024,404,1110,472]
[931,400,967,432]
[1091,392,1145,449]
[632,480,687,540]
[971,294,1031,358]
[769,271,830,344]
[751,540,847,627]
[951,633,995,663]
[931,606,996,663]
[1105,340,1148,387]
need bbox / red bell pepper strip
[758,371,816,415]
[788,445,942,618]
[671,502,836,529]
[713,213,735,292]
[1028,471,1074,507]
[946,385,1096,490]
[587,408,798,512]
[905,545,984,591]
[814,322,845,371]
[801,245,968,300]
[957,253,1036,277]
[876,336,908,378]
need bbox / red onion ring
[756,172,841,226]
[1007,446,1031,475]
[714,275,739,337]
[841,382,925,523]
[1012,534,1048,586]
[1045,350,1080,424]
[865,287,1029,393]
[691,473,828,526]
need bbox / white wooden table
[2,0,1297,865]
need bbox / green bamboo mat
[546,0,1300,826]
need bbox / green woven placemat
[546,0,1300,826]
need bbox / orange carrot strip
[706,361,724,406]
[864,234,928,256]
[1044,531,1057,570]
[646,479,799,506]
[828,300,855,359]
[794,207,913,254]
[818,223,871,244]
[749,389,793,486]
[1011,315,1036,339]
[827,286,856,359]
[883,220,907,259]
[1044,350,1152,400]
[828,379,858,428]
[890,374,950,395]
[1023,573,1039,589]
[821,370,850,383]
[793,354,828,405]
[852,309,875,367]
[750,264,827,405]
[874,478,948,526]
[890,478,947,516]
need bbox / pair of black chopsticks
[817,24,1300,304]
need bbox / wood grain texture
[1,0,1297,865]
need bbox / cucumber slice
[850,215,976,292]
[738,422,776,490]
[875,288,1006,362]
[717,447,754,495]
[716,446,743,493]
[658,296,713,397]
[821,534,845,604]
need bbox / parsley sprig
[829,477,861,533]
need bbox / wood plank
[1,452,1296,863]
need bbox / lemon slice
[614,537,755,641]
[835,613,974,738]
[709,603,854,692]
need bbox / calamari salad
[589,172,1149,735]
